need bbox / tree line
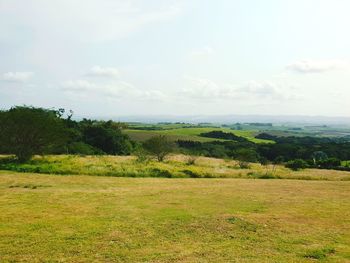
[1,106,350,171]
[0,106,175,163]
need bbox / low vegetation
[1,106,350,174]
[1,171,350,262]
[1,106,350,262]
[1,154,350,181]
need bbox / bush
[149,168,173,178]
[67,142,104,155]
[303,247,335,260]
[318,158,341,169]
[235,148,259,163]
[82,125,133,155]
[143,135,174,162]
[134,148,151,164]
[182,169,201,178]
[285,159,308,171]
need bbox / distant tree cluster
[199,130,249,142]
[178,132,350,171]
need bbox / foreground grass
[1,155,350,181]
[1,172,350,262]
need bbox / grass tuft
[303,247,336,259]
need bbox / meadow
[1,154,350,181]
[1,111,350,262]
[1,171,350,262]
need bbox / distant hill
[76,114,350,126]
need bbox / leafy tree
[273,156,285,164]
[235,148,258,169]
[67,142,104,155]
[235,148,258,162]
[0,106,69,162]
[82,125,132,155]
[143,135,174,162]
[312,151,328,165]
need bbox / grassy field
[1,155,350,181]
[124,127,273,144]
[1,171,350,262]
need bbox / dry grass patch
[1,172,350,262]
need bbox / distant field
[1,172,350,262]
[124,127,273,144]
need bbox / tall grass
[1,154,349,180]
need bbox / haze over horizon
[1,0,350,117]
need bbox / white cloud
[286,59,348,74]
[1,72,34,82]
[189,46,214,59]
[62,80,96,91]
[238,81,300,100]
[181,76,224,99]
[87,66,120,78]
[0,1,183,43]
[239,81,280,97]
[62,79,165,101]
[181,77,298,101]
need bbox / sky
[1,0,350,117]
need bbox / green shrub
[148,168,173,178]
[285,159,308,171]
[258,173,279,179]
[134,148,151,164]
[67,142,104,155]
[318,158,341,169]
[182,169,201,178]
[303,247,335,259]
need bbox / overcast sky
[1,0,350,117]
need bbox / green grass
[124,127,273,144]
[341,161,350,167]
[1,171,350,262]
[1,155,350,181]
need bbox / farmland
[124,126,273,144]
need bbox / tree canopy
[143,135,174,162]
[0,106,69,162]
